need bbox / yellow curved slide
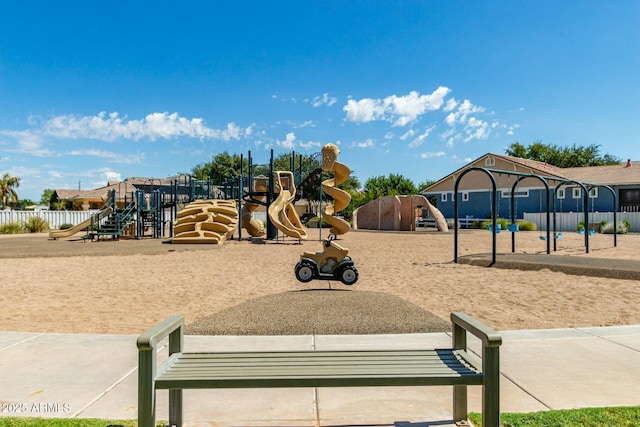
[242,176,267,237]
[48,207,113,240]
[267,171,308,239]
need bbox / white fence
[524,212,640,232]
[0,210,100,229]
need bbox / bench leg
[138,351,156,427]
[169,389,183,426]
[453,385,467,422]
[483,346,500,427]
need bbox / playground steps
[90,201,137,240]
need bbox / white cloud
[298,140,322,149]
[443,98,458,112]
[65,149,144,164]
[351,138,375,148]
[408,125,436,148]
[399,129,415,141]
[344,86,451,127]
[0,130,56,157]
[41,111,246,142]
[91,169,123,188]
[343,98,386,123]
[311,93,337,107]
[420,151,446,159]
[277,132,297,149]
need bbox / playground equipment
[295,143,358,285]
[48,205,113,240]
[268,171,308,239]
[242,176,267,237]
[170,200,238,244]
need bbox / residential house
[421,153,639,221]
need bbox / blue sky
[1,1,638,201]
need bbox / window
[502,190,529,198]
[485,156,495,166]
[441,192,448,202]
[572,188,581,199]
[557,188,565,199]
[462,192,469,201]
[589,188,598,198]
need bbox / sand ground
[0,229,638,334]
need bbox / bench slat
[155,350,483,389]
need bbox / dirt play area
[0,229,638,335]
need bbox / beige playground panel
[170,200,238,244]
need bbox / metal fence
[524,212,640,232]
[0,210,100,229]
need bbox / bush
[23,216,49,233]
[60,223,73,230]
[0,222,23,234]
[601,221,628,234]
[517,220,537,231]
[481,218,509,230]
[470,220,483,229]
[622,218,632,230]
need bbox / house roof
[421,153,639,192]
[561,161,640,186]
[55,181,139,201]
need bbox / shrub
[601,221,628,234]
[0,222,23,234]
[517,220,537,231]
[60,223,73,230]
[622,218,632,230]
[577,220,585,231]
[470,220,483,229]
[481,218,509,230]
[23,216,49,233]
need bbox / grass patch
[469,406,640,426]
[0,418,166,427]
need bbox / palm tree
[0,173,20,209]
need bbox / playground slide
[267,172,308,239]
[267,189,308,239]
[48,207,113,240]
[242,177,267,237]
[321,160,351,236]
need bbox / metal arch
[553,179,591,252]
[585,183,618,248]
[454,167,498,264]
[509,174,551,254]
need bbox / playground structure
[453,167,619,265]
[352,194,448,232]
[295,143,359,285]
[170,200,238,244]
[47,150,321,243]
[267,171,308,239]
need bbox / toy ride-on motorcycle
[294,235,359,285]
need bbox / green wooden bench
[137,312,501,427]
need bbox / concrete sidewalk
[1,326,639,426]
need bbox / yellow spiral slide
[321,143,351,236]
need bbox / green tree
[0,173,20,208]
[417,179,437,191]
[191,151,248,183]
[41,189,56,205]
[361,174,417,204]
[505,142,621,167]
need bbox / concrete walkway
[1,326,639,426]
